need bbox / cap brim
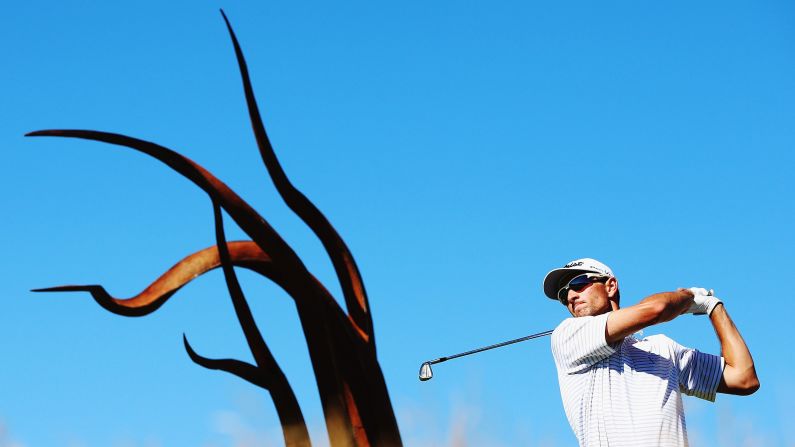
[542,268,591,300]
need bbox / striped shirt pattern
[551,312,724,447]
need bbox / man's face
[564,276,618,317]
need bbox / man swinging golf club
[543,258,758,446]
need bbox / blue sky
[3,1,794,445]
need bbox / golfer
[543,258,758,446]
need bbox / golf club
[418,289,716,381]
[419,329,553,381]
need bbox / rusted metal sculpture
[28,11,401,447]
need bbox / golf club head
[419,362,433,381]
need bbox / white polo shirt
[551,312,724,447]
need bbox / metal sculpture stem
[221,11,374,348]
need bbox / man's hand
[686,287,722,315]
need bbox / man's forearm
[631,288,694,326]
[606,289,693,342]
[712,304,759,395]
[646,288,695,323]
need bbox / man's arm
[711,304,760,395]
[605,288,694,343]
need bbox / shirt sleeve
[672,339,725,402]
[551,313,615,374]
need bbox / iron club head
[419,361,433,381]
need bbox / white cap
[542,258,615,300]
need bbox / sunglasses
[557,273,609,304]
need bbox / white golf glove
[686,287,722,315]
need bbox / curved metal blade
[419,362,433,381]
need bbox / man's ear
[606,277,619,300]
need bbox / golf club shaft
[429,329,553,365]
